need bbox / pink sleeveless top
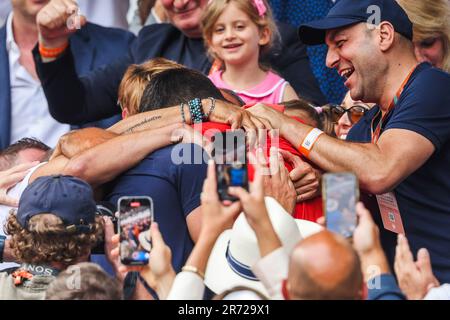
[209,70,289,105]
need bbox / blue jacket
[367,274,406,300]
[33,22,327,125]
[0,22,135,150]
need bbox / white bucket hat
[204,197,323,295]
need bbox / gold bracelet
[181,265,205,280]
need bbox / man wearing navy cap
[247,0,450,284]
[0,175,104,300]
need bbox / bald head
[287,230,363,300]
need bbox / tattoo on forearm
[122,115,162,134]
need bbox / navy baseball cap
[298,0,413,45]
[17,175,97,234]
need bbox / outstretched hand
[0,162,39,207]
[106,217,175,298]
[261,147,297,214]
[394,234,440,300]
[228,151,282,257]
[37,0,87,49]
[199,160,242,238]
[352,202,390,283]
[279,149,321,203]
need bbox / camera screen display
[323,173,359,238]
[213,131,248,201]
[118,197,153,265]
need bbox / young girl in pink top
[202,0,299,105]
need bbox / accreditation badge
[376,192,405,235]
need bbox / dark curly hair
[5,212,103,268]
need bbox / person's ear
[122,108,129,119]
[378,21,395,52]
[258,27,271,46]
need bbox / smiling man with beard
[246,0,450,284]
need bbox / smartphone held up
[212,130,249,202]
[118,196,153,266]
[322,173,359,239]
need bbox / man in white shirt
[0,138,50,270]
[4,1,70,148]
[0,0,135,150]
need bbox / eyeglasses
[328,104,369,124]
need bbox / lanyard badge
[371,65,418,144]
[371,65,418,232]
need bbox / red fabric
[193,103,323,222]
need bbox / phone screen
[213,130,248,202]
[118,196,153,265]
[322,173,359,238]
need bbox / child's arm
[282,84,300,102]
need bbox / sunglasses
[329,104,369,124]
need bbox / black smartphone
[213,130,248,202]
[322,173,359,238]
[118,196,153,266]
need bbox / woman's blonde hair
[118,58,184,115]
[397,0,450,72]
[201,0,279,64]
[5,212,103,268]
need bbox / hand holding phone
[322,173,359,238]
[213,130,249,202]
[118,196,153,266]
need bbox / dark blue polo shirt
[107,143,208,273]
[347,63,450,283]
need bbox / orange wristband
[298,128,324,158]
[39,42,69,59]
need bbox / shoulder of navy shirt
[347,63,450,284]
[106,143,209,273]
[0,22,135,150]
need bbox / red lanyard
[371,65,417,143]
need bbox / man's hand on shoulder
[51,128,118,160]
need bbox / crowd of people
[0,0,449,301]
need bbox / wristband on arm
[298,128,324,159]
[38,42,69,59]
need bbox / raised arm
[29,124,183,186]
[34,0,133,124]
[34,48,131,124]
